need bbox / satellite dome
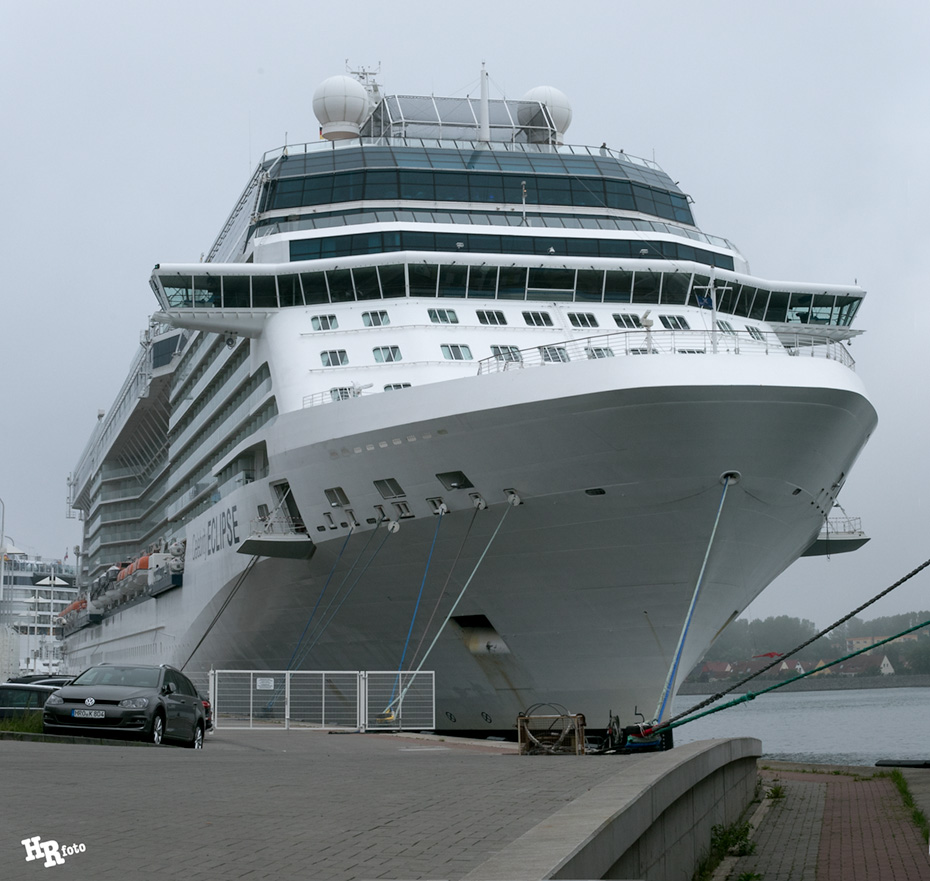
[521,86,572,141]
[312,75,369,140]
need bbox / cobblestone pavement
[0,730,640,881]
[723,766,930,881]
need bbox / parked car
[198,692,213,731]
[0,683,60,719]
[28,676,74,688]
[43,664,205,748]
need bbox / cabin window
[523,311,553,327]
[613,313,642,329]
[568,312,598,328]
[586,347,614,359]
[312,314,338,330]
[363,310,390,327]
[659,315,690,330]
[429,308,458,324]
[746,326,765,341]
[716,319,736,334]
[321,350,348,367]
[540,345,570,363]
[384,383,412,391]
[441,344,473,361]
[373,346,402,363]
[477,310,507,325]
[491,345,522,362]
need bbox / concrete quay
[0,730,758,881]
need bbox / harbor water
[670,686,930,766]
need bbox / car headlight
[118,697,150,709]
[45,694,64,705]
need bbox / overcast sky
[1,1,928,629]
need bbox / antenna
[479,63,490,142]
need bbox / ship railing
[208,669,435,732]
[477,329,856,375]
[248,516,307,536]
[302,384,370,409]
[820,515,864,536]
[262,136,664,171]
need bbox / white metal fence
[209,670,435,732]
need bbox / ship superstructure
[65,68,876,733]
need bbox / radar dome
[521,85,572,141]
[312,75,369,140]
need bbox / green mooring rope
[655,617,930,733]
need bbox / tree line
[693,610,930,675]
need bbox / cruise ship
[64,67,877,735]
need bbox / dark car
[0,683,59,719]
[198,692,213,731]
[29,676,74,688]
[43,664,205,748]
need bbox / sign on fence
[209,670,435,732]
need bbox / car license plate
[72,709,105,719]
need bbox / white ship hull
[65,354,875,731]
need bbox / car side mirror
[164,682,177,695]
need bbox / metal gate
[210,670,435,731]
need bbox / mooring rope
[382,498,513,714]
[654,475,734,723]
[284,525,358,672]
[409,504,482,672]
[663,552,930,729]
[655,617,930,734]
[290,522,394,670]
[387,510,445,704]
[179,554,260,672]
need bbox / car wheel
[150,713,165,745]
[186,722,204,750]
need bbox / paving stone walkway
[723,766,930,881]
